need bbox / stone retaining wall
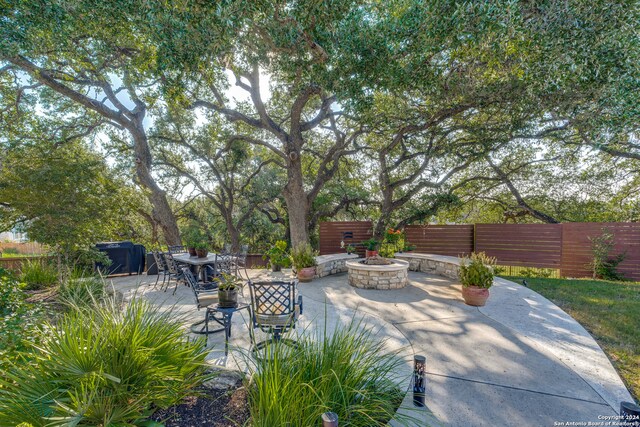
[315,253,360,278]
[394,253,462,280]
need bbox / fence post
[321,412,338,427]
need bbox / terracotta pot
[297,266,316,282]
[196,248,208,258]
[218,288,238,308]
[188,247,197,257]
[365,250,378,258]
[462,286,490,306]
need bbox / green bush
[459,252,496,289]
[290,243,318,269]
[0,268,45,373]
[0,298,209,426]
[590,229,627,281]
[3,248,19,255]
[19,259,58,290]
[263,240,292,269]
[247,319,410,427]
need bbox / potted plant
[216,273,243,308]
[290,243,318,282]
[361,238,380,258]
[263,240,292,272]
[345,244,356,255]
[193,232,210,258]
[458,252,496,306]
[182,225,199,256]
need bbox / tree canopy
[1,0,637,250]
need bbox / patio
[109,267,633,427]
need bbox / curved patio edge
[394,251,633,411]
[481,276,634,411]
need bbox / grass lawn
[502,276,640,402]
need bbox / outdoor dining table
[172,252,219,282]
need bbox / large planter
[462,286,490,306]
[196,248,209,258]
[365,250,379,258]
[297,266,316,282]
[271,264,282,272]
[218,288,238,308]
[188,247,197,257]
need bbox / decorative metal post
[620,401,640,427]
[321,411,338,427]
[413,355,426,407]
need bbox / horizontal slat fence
[320,221,640,280]
[404,225,474,256]
[561,223,640,281]
[475,224,562,268]
[319,221,372,256]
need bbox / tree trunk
[283,158,310,249]
[226,218,241,252]
[132,132,182,245]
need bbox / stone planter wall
[394,253,462,280]
[346,259,409,290]
[315,253,360,278]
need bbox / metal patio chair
[247,279,303,354]
[151,250,169,289]
[163,252,186,295]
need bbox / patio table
[172,252,218,282]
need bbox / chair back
[168,245,187,254]
[236,244,249,266]
[214,253,233,276]
[164,253,180,275]
[152,251,166,272]
[248,280,299,331]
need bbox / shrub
[247,319,410,427]
[19,259,58,290]
[263,240,292,269]
[459,252,496,289]
[290,243,318,269]
[590,229,627,281]
[0,298,209,426]
[0,268,45,373]
[3,247,19,255]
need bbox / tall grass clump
[0,298,209,426]
[247,319,410,427]
[57,270,106,307]
[19,259,58,290]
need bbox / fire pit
[346,257,409,290]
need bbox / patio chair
[150,250,169,289]
[247,279,303,353]
[182,267,221,334]
[164,253,186,295]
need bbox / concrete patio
[109,269,633,427]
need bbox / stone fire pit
[346,258,409,290]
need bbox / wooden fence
[0,256,55,273]
[0,242,47,255]
[405,224,474,256]
[319,221,373,256]
[319,222,640,280]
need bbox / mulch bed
[150,379,250,427]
